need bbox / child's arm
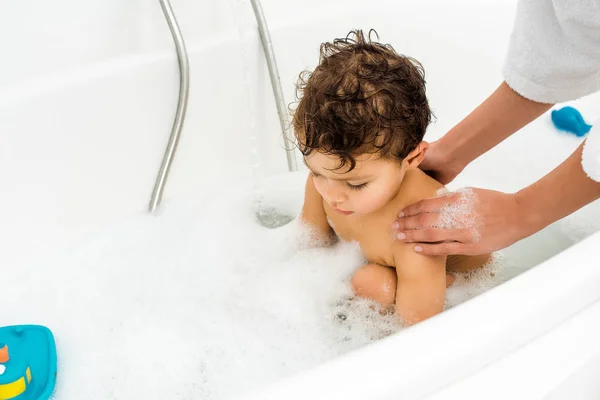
[392,240,447,325]
[300,174,335,244]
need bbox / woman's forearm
[439,82,554,170]
[516,142,600,239]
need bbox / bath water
[4,171,517,400]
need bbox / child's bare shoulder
[354,169,444,266]
[399,168,444,207]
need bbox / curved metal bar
[250,0,298,172]
[149,0,190,213]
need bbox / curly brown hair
[292,29,432,171]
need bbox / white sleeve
[503,0,600,104]
[583,124,600,182]
[504,0,600,182]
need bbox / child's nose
[323,181,346,203]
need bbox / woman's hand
[420,140,464,185]
[391,188,532,256]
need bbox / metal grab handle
[250,0,298,172]
[149,0,190,213]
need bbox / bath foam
[445,253,507,308]
[3,173,507,399]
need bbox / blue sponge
[551,106,592,137]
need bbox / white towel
[583,125,600,181]
[504,0,600,182]
[503,0,600,104]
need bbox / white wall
[0,0,289,268]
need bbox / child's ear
[404,141,429,168]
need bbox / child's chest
[323,201,397,267]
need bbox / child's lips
[334,208,354,215]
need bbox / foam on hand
[435,187,482,242]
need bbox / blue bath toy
[0,325,57,400]
[551,106,592,137]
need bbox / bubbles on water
[445,254,507,307]
[4,172,512,399]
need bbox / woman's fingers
[397,192,461,219]
[396,228,473,244]
[394,212,441,231]
[412,242,471,256]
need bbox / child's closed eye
[347,182,369,190]
[310,171,368,190]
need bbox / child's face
[304,151,408,215]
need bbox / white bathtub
[2,0,600,399]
